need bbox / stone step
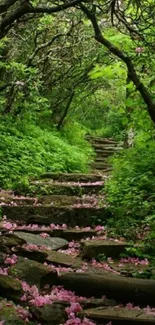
[91,162,112,170]
[85,136,119,144]
[2,205,108,227]
[0,194,104,208]
[46,251,82,268]
[94,145,123,151]
[28,180,104,196]
[8,256,58,288]
[0,192,104,207]
[94,149,118,156]
[13,231,68,250]
[95,153,110,159]
[95,157,109,162]
[92,141,123,148]
[80,307,155,324]
[39,173,103,182]
[1,225,101,241]
[80,239,129,259]
[58,272,155,304]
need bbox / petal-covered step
[80,306,155,324]
[0,224,102,241]
[58,272,155,304]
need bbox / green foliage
[0,118,93,189]
[94,109,126,140]
[105,138,155,231]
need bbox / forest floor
[0,136,155,325]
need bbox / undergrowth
[105,137,155,236]
[0,118,94,189]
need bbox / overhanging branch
[80,3,155,124]
[0,0,86,38]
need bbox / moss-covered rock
[30,302,68,324]
[80,239,129,259]
[0,275,23,301]
[9,257,58,288]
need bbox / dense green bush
[105,139,155,230]
[0,118,94,188]
[94,109,126,141]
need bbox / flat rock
[12,246,48,263]
[0,275,23,302]
[80,307,155,324]
[30,301,68,324]
[46,251,82,268]
[14,231,68,250]
[9,256,58,288]
[81,239,128,259]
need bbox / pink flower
[62,224,67,230]
[95,225,105,231]
[66,303,82,314]
[135,47,144,53]
[4,254,18,265]
[40,232,50,238]
[0,267,8,275]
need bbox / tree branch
[28,33,64,66]
[0,0,18,14]
[80,3,155,124]
[0,0,85,38]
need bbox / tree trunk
[57,91,74,130]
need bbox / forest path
[0,137,154,325]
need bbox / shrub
[0,118,94,188]
[105,139,155,230]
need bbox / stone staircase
[0,137,154,324]
[86,135,123,173]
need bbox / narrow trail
[0,136,154,324]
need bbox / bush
[0,118,94,188]
[105,139,155,230]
